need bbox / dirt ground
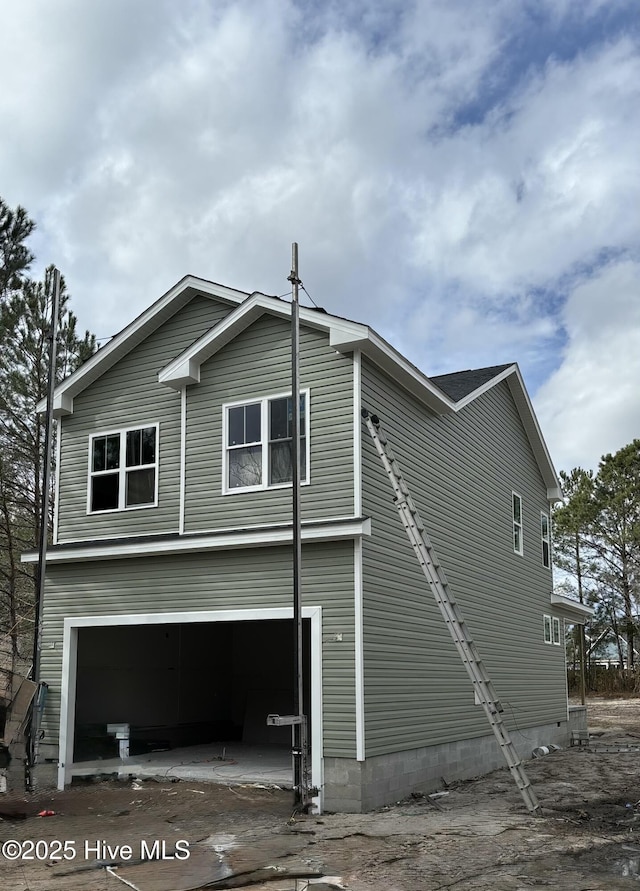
[4,699,640,890]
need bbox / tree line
[553,440,640,686]
[0,196,96,688]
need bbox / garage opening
[72,618,311,784]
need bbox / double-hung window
[541,512,550,568]
[512,492,523,555]
[89,425,158,512]
[224,391,309,492]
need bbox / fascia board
[159,294,370,387]
[52,391,74,418]
[550,592,594,624]
[21,517,372,564]
[439,363,562,500]
[36,276,249,414]
[504,368,562,498]
[332,326,455,415]
[159,297,267,387]
[453,364,517,409]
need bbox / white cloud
[0,0,638,470]
[535,259,640,472]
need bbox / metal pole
[27,267,60,786]
[288,244,307,806]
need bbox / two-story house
[23,275,590,812]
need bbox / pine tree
[591,440,640,668]
[0,198,35,301]
[0,201,96,674]
[553,468,598,699]
[554,443,640,686]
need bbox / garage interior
[71,618,311,785]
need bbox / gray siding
[361,360,565,758]
[40,541,356,758]
[184,314,354,532]
[57,296,231,542]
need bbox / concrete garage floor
[69,742,293,786]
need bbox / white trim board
[38,277,248,417]
[53,419,61,545]
[22,518,372,564]
[179,386,187,535]
[354,538,365,761]
[550,592,594,625]
[59,606,324,810]
[353,350,362,518]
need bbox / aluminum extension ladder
[362,410,540,814]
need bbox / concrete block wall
[568,705,588,734]
[323,718,570,812]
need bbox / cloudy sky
[1,0,638,474]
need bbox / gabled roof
[42,275,561,499]
[432,364,513,401]
[157,290,455,415]
[432,362,561,499]
[37,275,249,416]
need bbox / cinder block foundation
[323,719,571,812]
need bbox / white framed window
[541,512,550,568]
[552,616,561,646]
[223,390,310,493]
[512,492,523,555]
[543,614,552,644]
[88,424,158,513]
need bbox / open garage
[63,612,317,790]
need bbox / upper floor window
[541,512,550,568]
[89,425,158,513]
[512,492,523,555]
[224,391,309,492]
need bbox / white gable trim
[158,292,369,389]
[38,276,248,417]
[505,368,562,500]
[157,290,456,417]
[453,364,561,499]
[42,273,559,498]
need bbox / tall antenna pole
[27,266,61,788]
[288,243,307,806]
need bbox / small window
[512,492,523,555]
[541,512,550,568]
[89,425,158,512]
[543,614,552,644]
[224,391,309,493]
[552,617,561,646]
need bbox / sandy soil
[3,698,640,890]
